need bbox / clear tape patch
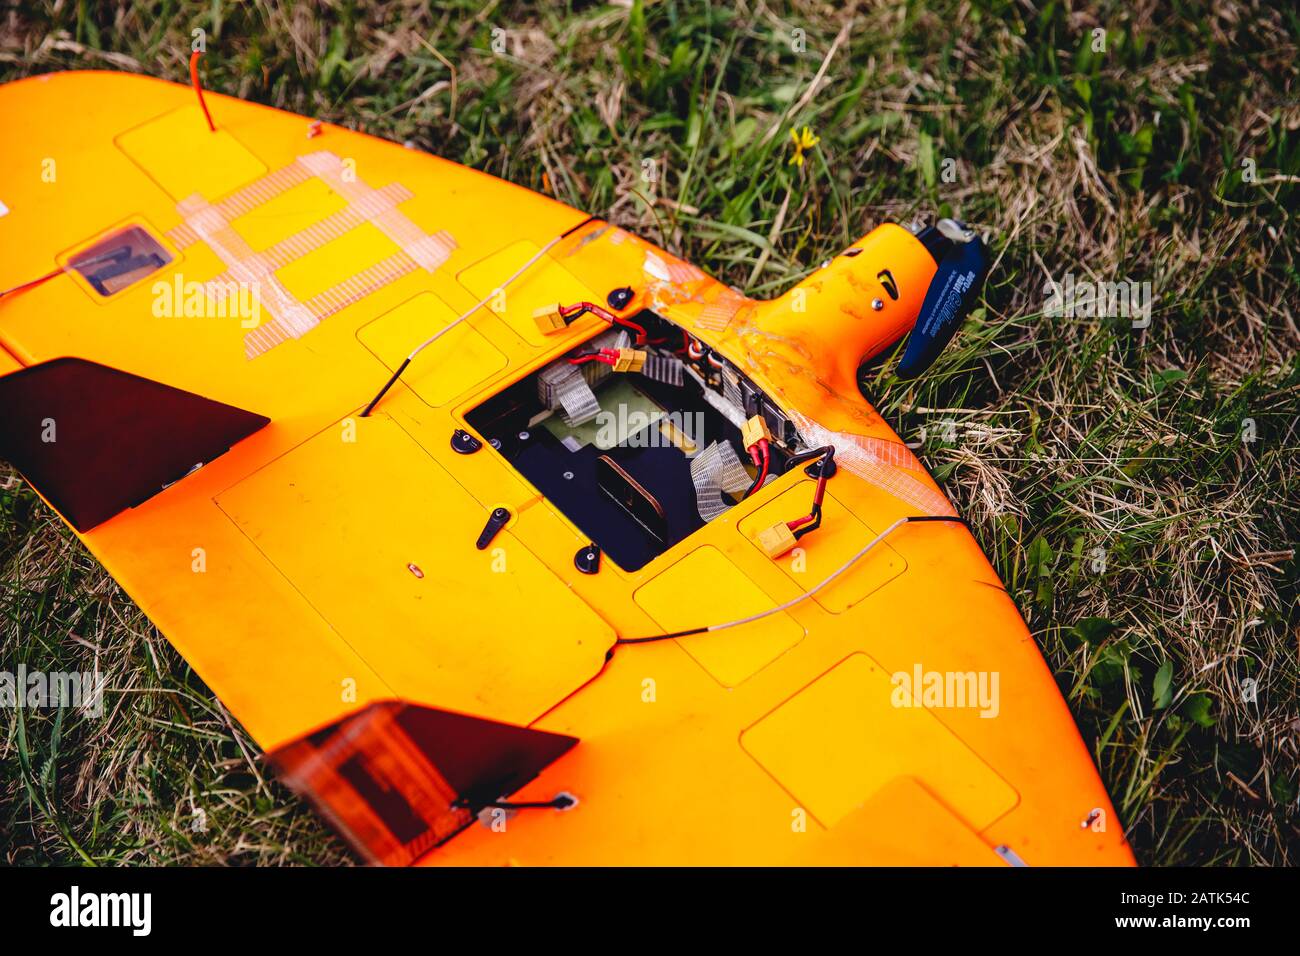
[789,410,955,517]
[538,363,601,427]
[691,440,752,521]
[168,151,457,359]
[697,288,746,331]
[557,376,601,426]
[721,369,743,409]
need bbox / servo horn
[476,507,511,550]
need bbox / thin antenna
[616,515,966,644]
[360,216,598,417]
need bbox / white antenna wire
[361,216,596,416]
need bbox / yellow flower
[788,125,820,167]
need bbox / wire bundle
[743,437,771,499]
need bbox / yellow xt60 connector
[756,522,797,559]
[741,414,772,450]
[532,304,567,334]
[612,348,647,373]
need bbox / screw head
[607,286,634,310]
[451,428,483,454]
[574,543,601,574]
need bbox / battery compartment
[465,310,801,571]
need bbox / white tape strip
[172,152,458,358]
[789,410,955,517]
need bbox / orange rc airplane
[0,68,1132,866]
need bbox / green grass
[2,0,1297,865]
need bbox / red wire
[560,301,647,343]
[568,349,618,366]
[744,439,769,498]
[812,466,829,508]
[559,301,615,322]
[190,51,217,132]
[614,316,647,343]
[786,448,832,530]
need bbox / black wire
[792,503,823,539]
[907,514,971,529]
[456,794,576,811]
[560,215,599,238]
[616,625,709,645]
[360,357,411,418]
[784,444,835,472]
[788,446,835,537]
[743,444,768,499]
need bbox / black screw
[451,428,482,455]
[574,544,601,574]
